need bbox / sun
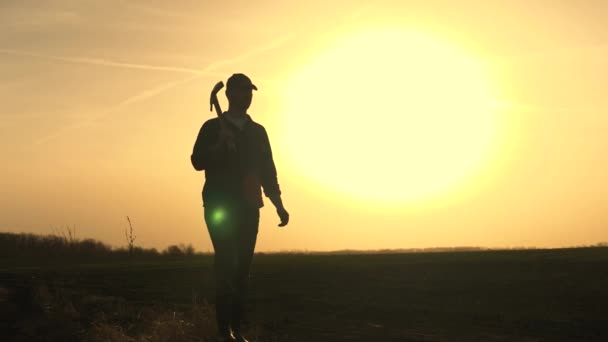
[280,28,504,205]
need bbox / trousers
[204,202,259,334]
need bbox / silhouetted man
[191,73,289,342]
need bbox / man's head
[226,73,257,112]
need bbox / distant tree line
[0,232,200,261]
[2,232,605,261]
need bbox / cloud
[98,33,292,111]
[29,34,292,146]
[0,49,207,76]
[0,6,83,30]
[493,101,582,113]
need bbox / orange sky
[1,1,607,252]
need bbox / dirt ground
[2,248,608,341]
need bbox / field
[2,247,608,341]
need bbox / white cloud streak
[29,34,292,146]
[0,48,207,75]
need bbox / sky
[1,1,607,252]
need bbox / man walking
[191,73,289,342]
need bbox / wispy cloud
[0,7,83,30]
[346,4,376,21]
[492,101,578,113]
[29,34,292,146]
[0,49,207,76]
[93,33,292,112]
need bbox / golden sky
[1,1,607,252]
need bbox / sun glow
[281,28,505,205]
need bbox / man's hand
[269,194,289,227]
[277,207,289,227]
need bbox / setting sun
[3,1,607,252]
[2,2,608,338]
[281,28,504,204]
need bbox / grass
[1,247,608,341]
[0,273,268,341]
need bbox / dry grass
[2,278,289,341]
[3,280,222,342]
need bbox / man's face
[227,86,253,111]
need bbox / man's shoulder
[250,121,266,131]
[242,115,266,133]
[202,117,221,129]
[247,116,266,131]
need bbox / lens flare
[211,208,226,225]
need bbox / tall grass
[2,278,219,341]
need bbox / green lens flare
[211,208,226,225]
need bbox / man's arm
[191,119,224,171]
[259,127,289,226]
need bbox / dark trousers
[204,203,259,335]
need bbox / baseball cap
[226,73,258,91]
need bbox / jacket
[191,114,281,208]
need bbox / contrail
[346,4,376,20]
[195,34,291,74]
[0,48,205,75]
[30,34,292,146]
[490,101,575,113]
[98,34,292,112]
[28,75,203,146]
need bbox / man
[191,73,289,342]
